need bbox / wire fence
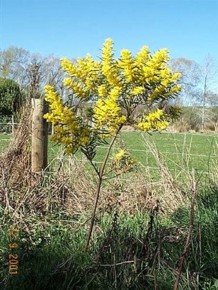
[45,134,218,179]
[0,121,217,176]
[0,116,19,134]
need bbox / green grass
[1,132,218,289]
[1,192,218,290]
[122,131,218,175]
[1,132,217,176]
[88,131,218,179]
[0,134,12,152]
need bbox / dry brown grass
[0,105,32,187]
[0,106,32,214]
[53,150,190,218]
[0,107,192,221]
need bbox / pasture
[1,131,217,176]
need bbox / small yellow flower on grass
[112,149,136,174]
[115,149,125,161]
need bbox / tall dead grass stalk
[0,105,32,186]
[0,105,32,212]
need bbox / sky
[0,0,218,66]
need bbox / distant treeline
[172,106,218,132]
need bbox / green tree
[0,78,22,115]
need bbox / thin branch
[85,126,122,251]
[88,159,100,177]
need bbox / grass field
[1,132,218,176]
[0,134,12,152]
[1,131,218,290]
[97,131,218,174]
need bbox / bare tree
[0,47,30,91]
[169,58,201,106]
[199,56,218,129]
[0,47,65,102]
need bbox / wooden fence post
[31,98,48,173]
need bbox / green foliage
[0,77,22,116]
[1,185,218,290]
[0,115,12,133]
[0,132,218,289]
[197,187,218,278]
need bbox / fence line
[1,136,217,178]
[1,137,218,159]
[0,115,18,134]
[50,155,217,179]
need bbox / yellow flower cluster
[44,39,182,154]
[61,54,101,98]
[114,149,125,160]
[112,149,136,173]
[44,85,90,154]
[61,58,79,77]
[131,86,144,96]
[119,49,135,82]
[98,85,107,97]
[135,46,150,67]
[151,49,169,67]
[137,109,170,132]
[93,86,126,134]
[101,39,120,86]
[63,78,87,98]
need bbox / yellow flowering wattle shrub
[44,38,181,156]
[44,39,182,249]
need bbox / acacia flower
[115,149,125,160]
[44,39,181,154]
